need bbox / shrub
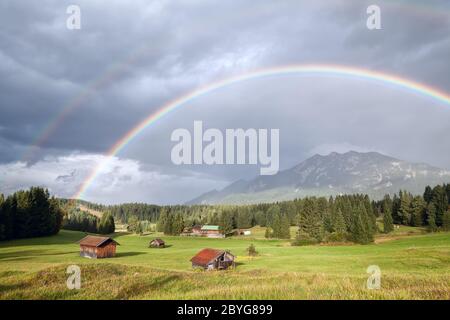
[247,244,258,256]
[291,231,318,246]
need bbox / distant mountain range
[187,151,450,205]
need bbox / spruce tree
[410,196,426,227]
[280,213,291,239]
[426,203,438,232]
[264,227,272,239]
[332,209,347,234]
[156,208,168,232]
[391,193,401,224]
[219,210,234,235]
[431,185,448,226]
[164,213,174,235]
[173,212,185,235]
[398,191,412,225]
[442,210,450,231]
[383,205,394,233]
[98,212,115,234]
[270,210,281,238]
[423,185,433,203]
[298,198,323,242]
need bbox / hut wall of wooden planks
[190,248,235,270]
[78,236,119,259]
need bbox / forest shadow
[0,249,78,261]
[115,251,146,258]
[148,244,173,249]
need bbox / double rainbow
[72,64,450,200]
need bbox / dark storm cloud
[0,0,449,203]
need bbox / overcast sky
[0,0,449,204]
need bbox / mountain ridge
[186,151,450,205]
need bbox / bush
[246,244,258,256]
[324,231,347,243]
[291,231,318,246]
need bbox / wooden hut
[201,225,225,238]
[190,248,235,270]
[191,225,203,235]
[78,236,119,259]
[149,238,165,248]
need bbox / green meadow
[0,227,449,300]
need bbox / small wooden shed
[190,248,235,270]
[149,238,165,248]
[78,235,119,259]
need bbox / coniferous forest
[1,184,449,244]
[60,183,450,245]
[0,187,64,241]
[61,208,115,235]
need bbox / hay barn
[190,248,235,270]
[78,235,119,259]
[149,238,165,248]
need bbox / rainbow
[72,64,450,200]
[21,45,152,162]
[22,0,450,163]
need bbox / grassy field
[0,227,449,299]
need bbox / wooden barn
[190,248,235,270]
[78,236,119,259]
[200,225,226,238]
[191,225,203,235]
[149,238,165,248]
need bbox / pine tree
[398,191,412,225]
[280,213,291,239]
[423,185,433,203]
[446,184,450,205]
[426,203,438,232]
[351,212,367,244]
[442,210,450,231]
[270,210,281,238]
[0,194,7,240]
[383,205,394,233]
[164,213,174,235]
[410,196,426,227]
[391,193,401,224]
[431,185,448,226]
[332,209,347,234]
[264,227,272,239]
[298,198,323,242]
[219,210,234,235]
[172,212,185,235]
[156,208,168,232]
[98,212,115,234]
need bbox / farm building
[78,235,119,259]
[190,248,235,270]
[191,225,203,235]
[181,225,225,238]
[201,225,225,238]
[234,229,252,236]
[149,238,165,248]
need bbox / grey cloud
[0,0,449,203]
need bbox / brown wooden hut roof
[151,238,165,245]
[78,235,119,247]
[190,248,226,266]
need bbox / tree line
[61,182,450,245]
[151,194,377,244]
[375,183,450,232]
[62,206,115,234]
[0,187,64,241]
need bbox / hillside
[188,151,450,204]
[0,229,449,299]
